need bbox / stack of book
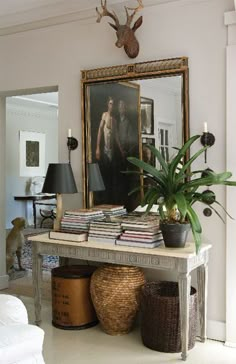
[116,213,163,248]
[60,209,105,234]
[88,219,122,244]
[93,204,127,218]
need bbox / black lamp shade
[42,163,77,194]
[88,163,105,192]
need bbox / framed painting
[19,131,46,177]
[142,137,155,167]
[141,97,154,135]
[81,58,190,210]
[83,81,141,211]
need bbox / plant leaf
[168,135,200,180]
[177,146,208,180]
[127,157,167,187]
[146,144,168,175]
[175,192,187,220]
[186,204,202,233]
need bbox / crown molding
[224,11,236,26]
[0,0,221,37]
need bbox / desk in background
[14,194,56,228]
[30,233,211,361]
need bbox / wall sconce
[67,129,78,163]
[200,123,215,163]
[202,189,215,218]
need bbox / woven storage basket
[140,281,197,353]
[90,264,145,335]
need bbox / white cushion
[0,324,44,364]
[0,295,28,326]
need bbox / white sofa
[0,294,45,364]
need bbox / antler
[125,0,143,27]
[96,0,120,27]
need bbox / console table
[14,194,56,228]
[30,233,211,361]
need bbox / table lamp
[88,163,105,207]
[42,163,77,230]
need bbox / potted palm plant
[127,135,236,253]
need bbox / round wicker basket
[140,281,197,353]
[90,264,145,335]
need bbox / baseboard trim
[207,320,226,342]
[0,274,9,290]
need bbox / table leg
[33,200,37,228]
[197,263,208,342]
[32,243,42,325]
[178,272,191,361]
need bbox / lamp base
[54,193,63,231]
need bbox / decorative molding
[0,274,9,290]
[82,57,188,82]
[207,320,225,342]
[224,11,236,46]
[0,0,217,37]
[224,11,236,26]
[225,11,236,346]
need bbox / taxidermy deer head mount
[96,0,143,59]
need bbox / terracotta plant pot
[160,222,190,248]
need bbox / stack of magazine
[60,209,105,233]
[93,204,127,218]
[88,219,122,244]
[116,213,163,248]
[48,208,106,243]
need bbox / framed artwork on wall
[141,97,154,135]
[83,81,141,211]
[19,131,46,177]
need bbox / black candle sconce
[202,189,216,205]
[67,137,78,163]
[202,189,216,217]
[200,132,215,163]
[201,168,214,186]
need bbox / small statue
[6,217,26,274]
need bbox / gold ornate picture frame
[81,57,189,209]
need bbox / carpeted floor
[5,227,55,299]
[13,227,59,272]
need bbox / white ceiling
[0,0,183,36]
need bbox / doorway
[6,90,59,229]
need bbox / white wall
[0,0,234,337]
[6,97,58,228]
[0,97,9,289]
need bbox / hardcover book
[49,230,88,242]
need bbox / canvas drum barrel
[51,265,98,330]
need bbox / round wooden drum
[51,265,98,330]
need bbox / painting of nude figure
[84,81,141,211]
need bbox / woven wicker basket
[140,281,197,353]
[90,264,145,335]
